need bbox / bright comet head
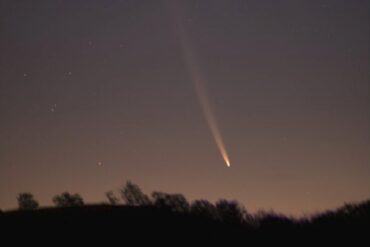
[226,160,231,167]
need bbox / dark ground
[0,199,369,245]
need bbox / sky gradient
[0,0,369,215]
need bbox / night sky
[0,0,369,215]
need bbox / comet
[192,73,231,168]
[167,2,231,167]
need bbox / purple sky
[0,0,369,215]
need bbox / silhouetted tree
[52,192,84,207]
[105,191,119,205]
[17,193,39,210]
[215,199,246,224]
[120,181,151,206]
[191,199,219,220]
[152,192,190,213]
[255,210,295,230]
[311,200,370,231]
[336,200,370,219]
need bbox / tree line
[14,180,253,225]
[10,180,370,229]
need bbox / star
[50,104,57,112]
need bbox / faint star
[97,161,103,166]
[50,103,57,112]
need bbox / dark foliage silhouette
[1,183,369,244]
[309,199,370,236]
[105,191,119,205]
[17,193,39,210]
[52,192,84,207]
[120,180,151,206]
[151,192,190,213]
[191,199,219,220]
[255,210,296,231]
[215,199,246,224]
